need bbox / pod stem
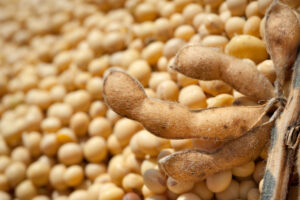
[261,49,300,200]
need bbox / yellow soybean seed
[177,193,201,200]
[177,73,199,87]
[107,134,123,155]
[89,101,107,118]
[225,17,246,38]
[70,112,89,137]
[141,159,157,175]
[134,3,157,22]
[63,165,84,187]
[206,170,232,193]
[199,80,232,96]
[258,0,272,15]
[86,77,104,100]
[170,13,185,29]
[215,180,239,200]
[243,16,261,38]
[149,72,172,91]
[99,186,125,200]
[88,117,112,138]
[85,163,106,181]
[108,155,129,186]
[166,177,194,194]
[128,60,152,87]
[40,134,59,157]
[122,173,144,192]
[64,90,91,112]
[69,190,89,200]
[56,128,77,144]
[246,1,261,18]
[247,188,260,200]
[11,146,31,166]
[26,161,50,186]
[182,4,203,24]
[156,80,179,101]
[204,14,224,34]
[47,103,73,126]
[170,139,193,151]
[206,94,234,108]
[143,169,167,194]
[88,56,109,77]
[0,155,12,173]
[0,191,11,200]
[154,18,173,42]
[239,180,256,199]
[174,25,195,41]
[15,180,37,200]
[83,136,107,163]
[201,35,229,51]
[58,143,83,165]
[232,161,255,177]
[0,174,9,191]
[225,35,268,63]
[226,0,247,16]
[5,162,26,187]
[253,161,266,183]
[192,181,214,200]
[142,42,164,65]
[163,38,186,59]
[179,85,207,109]
[23,132,42,157]
[120,49,141,70]
[136,130,170,156]
[257,60,276,83]
[113,118,141,146]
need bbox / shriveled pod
[265,1,300,94]
[172,45,275,101]
[159,123,272,181]
[103,70,270,141]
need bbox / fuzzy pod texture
[159,123,272,181]
[103,70,269,141]
[265,1,300,94]
[172,45,275,101]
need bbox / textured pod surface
[265,1,300,92]
[104,70,269,141]
[159,123,272,181]
[173,45,274,100]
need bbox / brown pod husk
[159,123,272,181]
[172,45,275,101]
[265,1,300,94]
[103,70,270,141]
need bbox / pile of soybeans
[0,0,296,199]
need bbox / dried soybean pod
[103,70,269,141]
[172,45,275,100]
[158,123,272,181]
[281,0,300,8]
[261,50,300,200]
[265,1,300,95]
[298,147,300,188]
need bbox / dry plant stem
[298,147,300,193]
[265,0,300,97]
[261,50,300,200]
[159,123,272,181]
[103,70,269,141]
[172,45,275,101]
